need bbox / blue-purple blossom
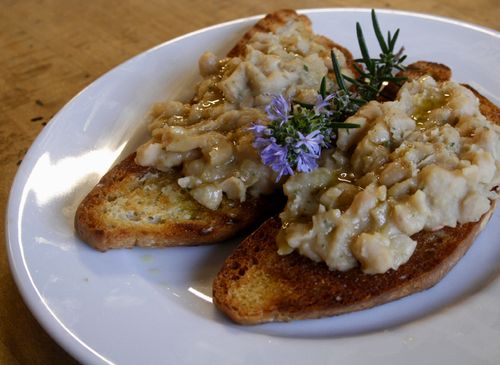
[260,141,294,181]
[247,123,268,135]
[276,162,294,181]
[296,151,319,173]
[295,130,324,156]
[314,93,335,116]
[248,82,360,180]
[253,136,272,149]
[248,123,274,149]
[249,119,294,181]
[265,94,291,124]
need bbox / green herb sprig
[343,9,407,101]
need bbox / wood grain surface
[0,1,498,364]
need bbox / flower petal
[265,94,291,123]
[296,151,319,173]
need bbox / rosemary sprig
[325,51,364,124]
[249,9,407,179]
[345,9,407,101]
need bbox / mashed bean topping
[136,19,352,210]
[277,77,500,274]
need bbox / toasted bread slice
[75,10,354,250]
[212,205,495,324]
[228,9,355,68]
[380,61,452,101]
[398,61,452,82]
[75,154,282,251]
[213,66,500,324]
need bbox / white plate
[6,9,500,365]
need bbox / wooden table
[1,1,498,364]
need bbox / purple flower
[314,93,335,116]
[295,129,324,156]
[247,123,268,135]
[252,137,269,149]
[249,122,274,149]
[261,142,286,165]
[275,161,294,181]
[296,151,319,173]
[260,141,293,181]
[265,94,291,124]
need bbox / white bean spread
[136,20,353,210]
[277,77,500,274]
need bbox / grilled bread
[212,207,495,324]
[75,154,282,251]
[75,10,354,251]
[213,64,500,324]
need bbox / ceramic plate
[6,9,500,365]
